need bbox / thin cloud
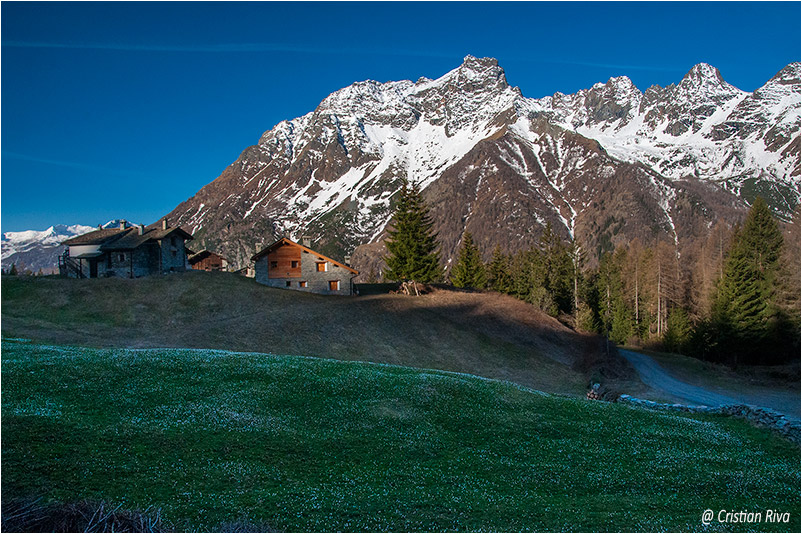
[3,40,681,73]
[1,40,458,59]
[2,150,147,177]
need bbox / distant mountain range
[1,221,132,274]
[8,57,800,277]
[163,55,799,277]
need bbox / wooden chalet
[251,237,358,295]
[60,220,193,279]
[187,249,229,271]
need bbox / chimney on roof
[138,224,145,236]
[344,255,351,266]
[119,219,126,230]
[162,219,168,230]
[302,236,312,248]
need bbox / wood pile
[586,382,607,401]
[393,281,433,296]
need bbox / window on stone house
[329,280,339,291]
[119,253,125,262]
[286,280,292,287]
[316,262,327,272]
[299,281,307,288]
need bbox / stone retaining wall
[615,394,801,444]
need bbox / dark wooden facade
[188,250,228,271]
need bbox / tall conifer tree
[487,245,513,294]
[384,179,440,283]
[451,232,486,289]
[711,197,785,363]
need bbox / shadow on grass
[1,272,623,395]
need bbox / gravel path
[619,349,800,422]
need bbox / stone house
[252,237,358,295]
[60,220,193,279]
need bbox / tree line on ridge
[382,179,801,366]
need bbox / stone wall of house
[100,246,160,278]
[159,237,188,273]
[133,245,161,277]
[254,254,355,295]
[615,394,801,444]
[254,257,270,285]
[299,255,354,295]
[105,250,132,278]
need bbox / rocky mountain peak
[683,62,724,83]
[768,62,801,86]
[606,75,638,92]
[436,55,509,94]
[405,55,516,136]
[678,63,742,99]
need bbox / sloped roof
[251,237,358,274]
[188,249,227,264]
[61,228,128,246]
[62,224,193,250]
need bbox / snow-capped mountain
[530,62,800,213]
[165,56,800,275]
[1,220,134,273]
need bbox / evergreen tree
[737,197,784,273]
[384,179,441,283]
[663,307,692,354]
[576,301,600,334]
[709,197,786,364]
[9,263,17,276]
[487,245,513,294]
[610,296,634,344]
[539,223,574,315]
[451,232,486,289]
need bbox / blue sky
[2,1,800,231]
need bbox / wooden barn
[251,237,358,295]
[60,220,193,279]
[188,249,228,271]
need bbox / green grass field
[2,339,799,532]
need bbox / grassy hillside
[2,340,799,532]
[1,272,596,395]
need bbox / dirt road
[620,349,801,422]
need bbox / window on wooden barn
[329,280,340,291]
[316,262,327,272]
[270,261,278,269]
[291,260,299,268]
